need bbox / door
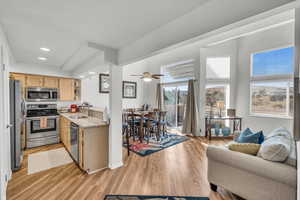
[59,78,74,101]
[0,44,11,199]
[44,77,59,88]
[26,75,43,87]
[163,84,188,130]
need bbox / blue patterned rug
[123,133,189,156]
[105,195,208,199]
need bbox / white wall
[236,22,294,134]
[10,62,72,77]
[0,23,14,200]
[81,74,109,109]
[122,60,146,109]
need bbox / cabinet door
[59,78,75,101]
[26,75,44,87]
[44,77,59,88]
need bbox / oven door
[26,116,59,139]
[26,90,52,102]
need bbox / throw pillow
[258,127,292,162]
[237,128,264,144]
[228,143,261,155]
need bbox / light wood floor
[7,137,234,200]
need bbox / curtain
[155,83,162,110]
[182,80,199,136]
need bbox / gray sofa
[207,145,297,200]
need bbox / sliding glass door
[163,84,188,129]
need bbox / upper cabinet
[26,75,44,87]
[44,77,59,88]
[10,73,81,101]
[59,78,75,101]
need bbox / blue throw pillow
[237,128,264,144]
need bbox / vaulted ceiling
[0,0,210,69]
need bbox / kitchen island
[59,112,109,174]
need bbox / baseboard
[109,161,123,169]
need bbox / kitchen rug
[124,133,189,156]
[28,147,73,174]
[104,195,208,199]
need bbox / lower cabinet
[60,116,108,174]
[60,116,71,152]
[79,126,109,174]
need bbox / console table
[205,116,242,140]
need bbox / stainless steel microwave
[26,88,59,102]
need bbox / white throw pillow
[258,127,292,162]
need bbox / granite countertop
[59,112,109,128]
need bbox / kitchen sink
[69,115,88,119]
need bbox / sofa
[207,145,297,200]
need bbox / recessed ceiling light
[38,57,47,61]
[89,71,96,75]
[40,47,51,52]
[79,75,84,78]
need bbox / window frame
[205,56,231,115]
[249,46,294,119]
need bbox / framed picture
[99,74,110,93]
[122,81,137,99]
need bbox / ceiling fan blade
[152,76,161,79]
[152,74,164,76]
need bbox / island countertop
[59,112,109,128]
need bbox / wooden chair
[157,111,167,139]
[122,112,130,155]
[144,112,157,143]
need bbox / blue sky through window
[252,47,294,76]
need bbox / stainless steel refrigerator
[9,80,24,171]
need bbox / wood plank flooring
[7,137,233,200]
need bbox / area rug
[124,133,189,156]
[104,195,208,199]
[28,147,73,174]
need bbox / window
[250,47,294,117]
[205,57,230,116]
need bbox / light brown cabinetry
[78,126,108,173]
[59,78,75,101]
[60,116,71,152]
[26,75,44,87]
[10,73,81,101]
[44,77,59,88]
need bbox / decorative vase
[222,127,231,137]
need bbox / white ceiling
[0,0,210,68]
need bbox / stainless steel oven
[26,88,59,102]
[26,104,60,148]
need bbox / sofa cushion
[228,143,261,155]
[237,128,264,144]
[207,145,297,187]
[258,127,292,162]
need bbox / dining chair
[122,112,130,155]
[144,111,157,143]
[157,111,167,139]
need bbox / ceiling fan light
[143,77,152,82]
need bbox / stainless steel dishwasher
[70,122,79,163]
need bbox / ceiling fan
[130,72,164,82]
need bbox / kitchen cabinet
[79,126,108,173]
[44,77,59,88]
[60,116,71,152]
[9,73,81,101]
[26,75,44,87]
[59,78,75,101]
